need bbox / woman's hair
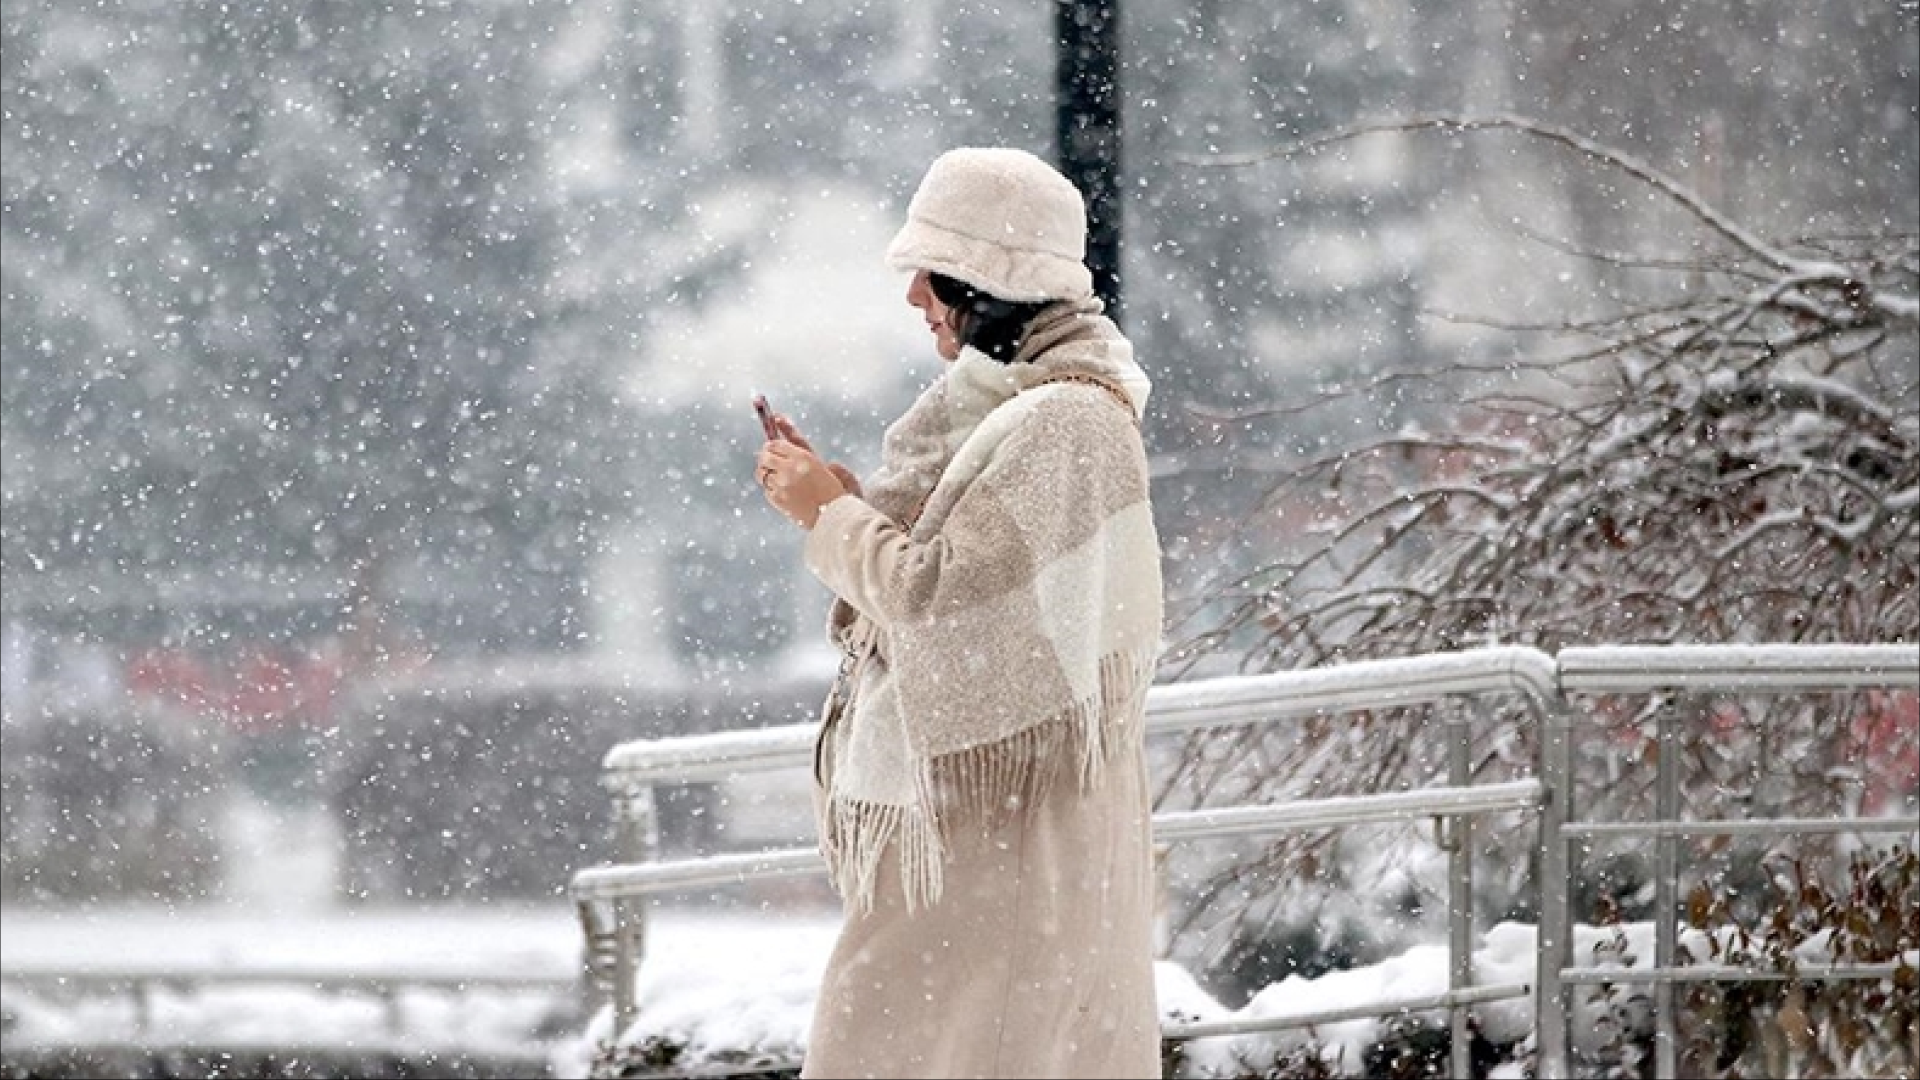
[928,273,1051,362]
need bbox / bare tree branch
[1161,120,1919,943]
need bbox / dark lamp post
[1055,0,1123,324]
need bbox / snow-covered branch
[1165,120,1919,949]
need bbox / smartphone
[753,393,781,441]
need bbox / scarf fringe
[821,645,1158,914]
[823,797,945,916]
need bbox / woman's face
[906,270,962,362]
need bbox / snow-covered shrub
[1161,115,1917,1003]
[1674,845,1917,1079]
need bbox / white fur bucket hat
[885,147,1095,303]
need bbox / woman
[755,146,1164,1080]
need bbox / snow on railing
[597,645,1561,781]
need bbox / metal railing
[576,646,1562,1080]
[0,959,579,1039]
[568,643,1919,1080]
[1546,644,1920,1078]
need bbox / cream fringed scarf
[811,298,1164,912]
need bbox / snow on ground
[10,896,1545,1076]
[1,899,843,1071]
[9,787,1912,1076]
[10,896,1908,1078]
[563,915,1557,1078]
[0,898,1645,1077]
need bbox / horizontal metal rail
[0,1040,557,1064]
[570,781,1544,902]
[0,964,577,993]
[601,723,815,787]
[1563,816,1917,840]
[1153,780,1541,843]
[1559,959,1916,986]
[598,645,1560,785]
[574,847,825,901]
[1,961,577,1038]
[1162,982,1532,1041]
[1137,646,1557,734]
[1557,643,1919,693]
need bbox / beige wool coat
[796,305,1163,1079]
[799,729,1161,1079]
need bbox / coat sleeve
[802,389,1144,634]
[800,491,987,633]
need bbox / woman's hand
[757,422,853,529]
[766,414,862,496]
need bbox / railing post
[610,778,661,1035]
[1446,712,1474,1080]
[1533,690,1573,1079]
[380,984,405,1035]
[1652,701,1683,1079]
[132,979,151,1034]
